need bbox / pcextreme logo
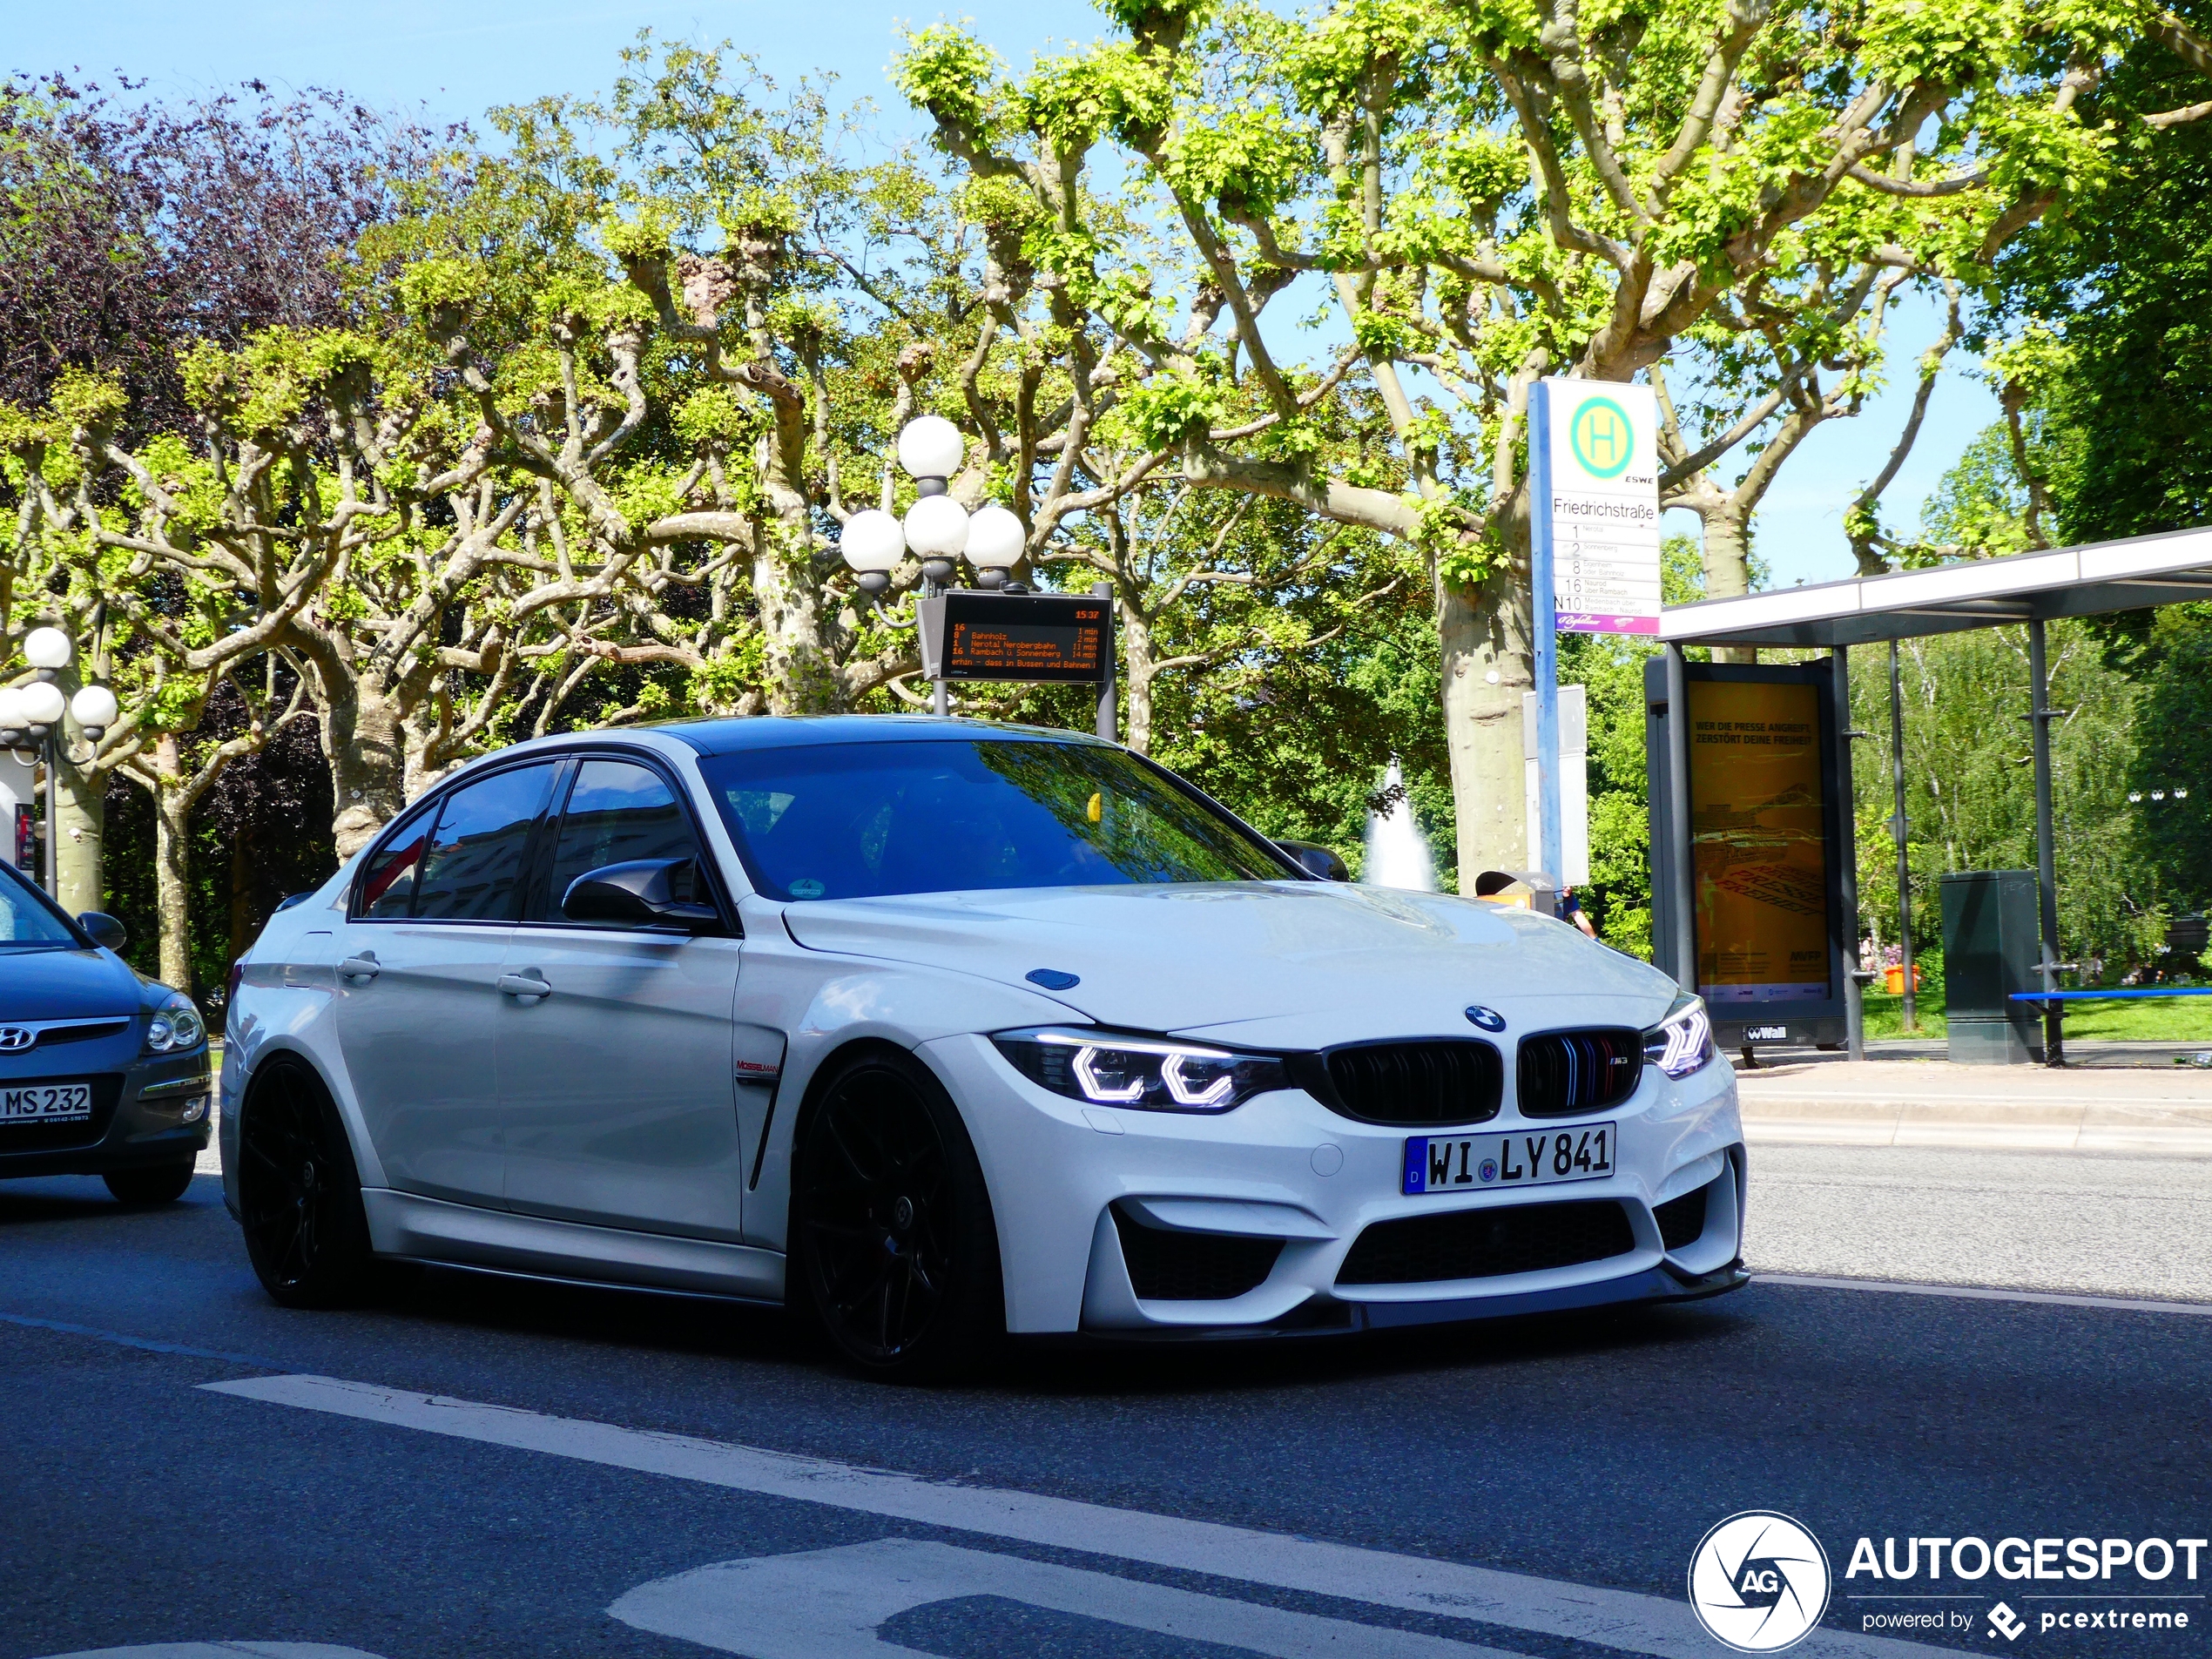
[1689,1511,1832,1652]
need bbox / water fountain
[1362,759,1436,890]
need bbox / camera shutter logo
[0,1026,32,1053]
[1688,1511,1831,1652]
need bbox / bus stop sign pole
[1527,382,1564,897]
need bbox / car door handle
[498,974,552,1000]
[338,955,381,981]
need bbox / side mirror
[562,858,721,932]
[1276,840,1350,882]
[78,911,128,952]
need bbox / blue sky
[17,2,1999,590]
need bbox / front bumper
[921,1031,1746,1336]
[0,1034,213,1182]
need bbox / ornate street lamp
[2,626,116,894]
[838,417,1046,712]
[838,416,1035,595]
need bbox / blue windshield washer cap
[1026,968,1082,991]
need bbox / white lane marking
[31,1647,387,1659]
[1760,1272,2212,1317]
[202,1372,1945,1659]
[612,1538,1515,1657]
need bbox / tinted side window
[543,760,702,921]
[0,862,77,945]
[357,801,435,921]
[412,765,556,922]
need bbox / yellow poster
[1688,680,1831,1005]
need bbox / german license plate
[1,1082,94,1123]
[1403,1122,1615,1196]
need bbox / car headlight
[144,993,206,1054]
[991,1027,1288,1113]
[1642,991,1713,1079]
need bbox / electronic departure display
[920,592,1111,684]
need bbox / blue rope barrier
[2006,988,2212,1001]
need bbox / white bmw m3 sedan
[221,716,1745,1377]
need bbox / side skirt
[361,1189,786,1302]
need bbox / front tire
[236,1055,375,1308]
[791,1048,1004,1380]
[104,1161,197,1205]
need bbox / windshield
[0,862,80,948]
[699,738,1293,901]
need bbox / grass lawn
[1859,951,2212,1042]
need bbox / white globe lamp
[897,416,966,482]
[0,686,25,737]
[838,509,906,594]
[903,494,970,583]
[964,504,1026,588]
[71,684,118,739]
[17,679,65,732]
[23,626,72,672]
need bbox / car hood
[779,882,1678,1045]
[0,946,144,1022]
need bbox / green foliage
[395,257,489,314]
[1849,624,2168,975]
[1109,368,1226,450]
[894,25,1007,138]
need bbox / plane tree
[895,0,2212,880]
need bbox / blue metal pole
[1528,382,1563,898]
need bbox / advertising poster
[1541,379,1662,636]
[1688,678,1831,1003]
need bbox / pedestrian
[1559,886,1598,940]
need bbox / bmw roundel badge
[1464,1005,1506,1032]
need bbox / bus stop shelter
[1656,524,2212,1063]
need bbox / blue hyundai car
[0,858,212,1203]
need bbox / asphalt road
[1743,1144,2212,1302]
[3,1148,2209,1659]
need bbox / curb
[1743,1116,2212,1155]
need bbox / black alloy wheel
[104,1161,198,1206]
[792,1049,1003,1379]
[237,1055,374,1308]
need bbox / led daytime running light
[1642,994,1713,1079]
[995,1028,1280,1114]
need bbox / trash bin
[1939,870,2044,1064]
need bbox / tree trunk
[1437,563,1533,891]
[320,679,409,861]
[1121,604,1157,756]
[53,667,105,918]
[152,734,192,994]
[228,816,256,968]
[754,538,840,714]
[1698,506,1758,665]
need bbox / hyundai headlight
[1642,991,1713,1079]
[992,1027,1287,1113]
[145,993,206,1054]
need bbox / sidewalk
[1737,1055,2212,1155]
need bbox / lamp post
[837,416,1027,714]
[0,626,116,897]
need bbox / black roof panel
[658,713,1107,757]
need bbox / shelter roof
[1660,526,2212,649]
